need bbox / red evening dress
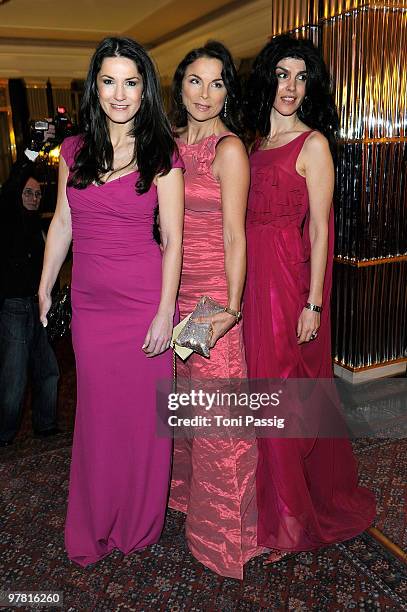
[169,133,265,579]
[243,131,376,552]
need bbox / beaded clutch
[174,295,225,358]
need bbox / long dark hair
[68,37,175,194]
[171,41,243,136]
[244,35,339,151]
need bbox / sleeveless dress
[243,131,376,551]
[61,135,184,566]
[169,133,265,579]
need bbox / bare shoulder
[215,134,248,162]
[299,131,333,175]
[302,130,331,156]
[213,135,248,182]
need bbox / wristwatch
[305,302,322,313]
[224,306,242,323]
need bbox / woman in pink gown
[243,36,375,555]
[39,37,184,566]
[168,42,265,579]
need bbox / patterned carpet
[0,442,406,611]
[0,337,406,611]
[355,437,407,551]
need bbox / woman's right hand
[207,311,236,348]
[142,310,174,357]
[39,292,52,327]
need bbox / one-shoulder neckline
[254,130,314,153]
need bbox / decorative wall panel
[322,0,407,19]
[322,8,407,140]
[271,0,319,35]
[290,25,320,45]
[333,261,406,368]
[335,141,407,260]
[323,4,406,369]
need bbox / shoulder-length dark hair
[171,41,243,136]
[68,37,175,194]
[244,35,339,151]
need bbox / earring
[299,96,308,115]
[223,97,228,118]
[141,92,145,100]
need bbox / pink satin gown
[169,133,265,579]
[243,131,376,551]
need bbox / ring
[310,332,318,340]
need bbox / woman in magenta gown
[39,37,184,566]
[243,36,375,555]
[168,42,265,578]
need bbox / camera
[29,120,54,152]
[28,107,74,153]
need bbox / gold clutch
[173,296,225,359]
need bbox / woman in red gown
[243,35,375,555]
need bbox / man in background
[0,161,59,447]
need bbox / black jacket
[0,195,45,300]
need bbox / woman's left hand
[142,311,173,357]
[296,308,320,344]
[207,311,237,348]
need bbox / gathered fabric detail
[176,132,238,213]
[178,136,218,176]
[248,164,306,226]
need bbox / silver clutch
[174,295,225,358]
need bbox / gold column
[271,0,319,35]
[270,0,407,378]
[322,1,407,376]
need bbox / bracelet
[305,302,322,313]
[224,306,242,323]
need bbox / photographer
[0,162,59,447]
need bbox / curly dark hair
[170,40,243,136]
[244,35,339,151]
[68,37,175,194]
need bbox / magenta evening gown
[243,131,376,551]
[61,136,183,566]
